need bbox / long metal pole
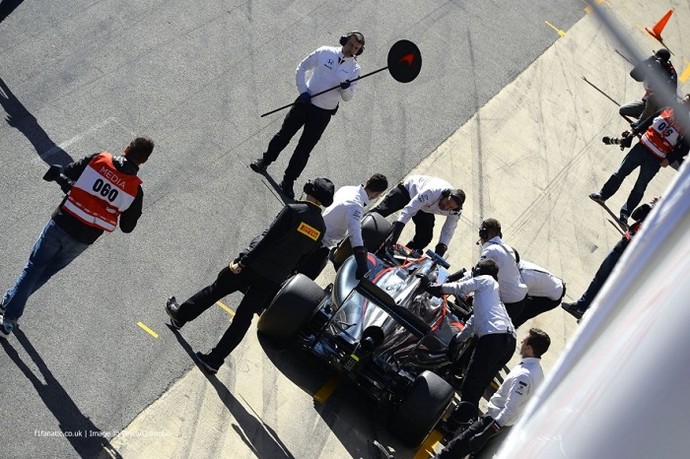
[260,66,389,118]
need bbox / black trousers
[438,416,511,459]
[263,100,333,182]
[369,183,436,250]
[504,296,527,327]
[438,416,491,458]
[448,332,516,428]
[176,266,280,365]
[512,286,566,328]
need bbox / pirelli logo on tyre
[297,222,321,241]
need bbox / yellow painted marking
[216,300,235,317]
[545,21,566,37]
[313,375,341,404]
[137,322,159,338]
[679,62,690,83]
[583,0,606,12]
[414,429,444,459]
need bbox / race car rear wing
[355,277,432,339]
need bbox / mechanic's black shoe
[435,419,459,438]
[562,301,586,320]
[194,352,221,374]
[250,157,268,173]
[165,296,186,330]
[280,179,295,199]
[618,213,629,229]
[588,192,605,204]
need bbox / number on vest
[92,179,119,202]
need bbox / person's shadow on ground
[168,325,296,459]
[0,77,72,166]
[1,328,122,458]
[0,0,24,24]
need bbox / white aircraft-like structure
[498,5,690,458]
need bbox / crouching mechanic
[165,178,334,374]
[296,173,388,280]
[425,259,516,435]
[435,328,551,458]
[511,260,566,328]
[370,175,465,256]
[1,137,154,338]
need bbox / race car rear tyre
[257,274,326,348]
[388,370,455,447]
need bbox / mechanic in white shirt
[370,175,465,256]
[296,174,388,280]
[251,31,364,199]
[511,260,566,327]
[425,259,516,433]
[478,218,528,324]
[435,328,550,459]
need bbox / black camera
[602,136,624,145]
[602,133,633,150]
[42,164,74,194]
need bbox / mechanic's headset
[478,223,502,241]
[339,31,365,55]
[441,189,464,215]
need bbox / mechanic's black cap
[304,177,335,207]
[655,48,671,62]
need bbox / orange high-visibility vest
[640,108,682,160]
[62,152,141,232]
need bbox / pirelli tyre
[257,273,326,348]
[388,370,455,447]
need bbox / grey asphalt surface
[1,1,588,458]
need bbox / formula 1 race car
[257,213,472,446]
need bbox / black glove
[353,246,369,279]
[469,416,501,452]
[621,133,633,149]
[434,243,448,257]
[388,221,405,245]
[446,268,467,282]
[425,283,444,298]
[416,274,432,289]
[42,165,61,182]
[297,92,311,104]
[340,80,351,90]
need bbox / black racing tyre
[361,212,392,253]
[257,274,326,348]
[388,370,455,447]
[331,212,391,266]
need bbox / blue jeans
[575,238,628,310]
[599,143,661,217]
[1,219,90,322]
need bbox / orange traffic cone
[645,9,673,42]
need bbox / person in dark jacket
[165,178,334,374]
[0,137,154,339]
[619,48,677,121]
[562,198,657,321]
